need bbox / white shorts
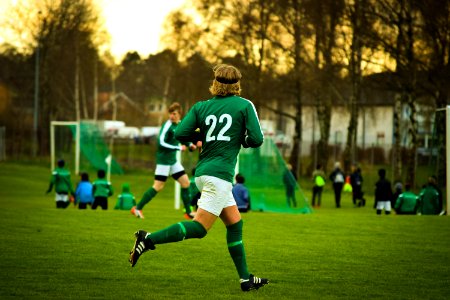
[55,193,69,202]
[376,201,392,211]
[155,162,184,177]
[195,175,236,216]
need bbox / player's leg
[376,200,383,214]
[198,175,268,290]
[311,186,316,206]
[101,197,108,210]
[336,183,343,208]
[285,187,290,207]
[132,165,168,218]
[221,205,269,291]
[137,181,166,210]
[92,197,98,209]
[333,184,339,207]
[138,164,169,209]
[171,162,194,217]
[317,186,323,207]
[384,201,391,215]
[221,205,248,278]
[129,175,219,267]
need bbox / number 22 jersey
[175,95,264,183]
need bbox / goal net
[238,137,312,214]
[51,121,123,176]
[177,136,312,214]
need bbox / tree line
[0,0,448,187]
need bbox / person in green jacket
[92,169,113,210]
[114,183,136,210]
[46,159,74,209]
[417,176,442,215]
[128,64,269,292]
[394,183,418,215]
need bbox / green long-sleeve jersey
[92,179,113,198]
[418,185,441,215]
[156,120,182,165]
[394,191,418,214]
[48,167,74,194]
[175,95,264,183]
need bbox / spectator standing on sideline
[232,174,251,213]
[283,163,297,208]
[92,169,113,210]
[311,164,325,208]
[128,64,269,292]
[46,159,75,209]
[374,168,393,215]
[114,183,136,210]
[131,102,197,220]
[350,165,365,207]
[75,172,93,209]
[417,176,442,215]
[394,183,418,215]
[329,162,345,208]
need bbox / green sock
[147,221,207,245]
[227,220,250,280]
[136,187,157,210]
[181,187,191,214]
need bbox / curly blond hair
[209,64,242,96]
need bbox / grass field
[0,162,449,299]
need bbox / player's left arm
[175,105,198,144]
[243,101,264,148]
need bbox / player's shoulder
[230,95,254,105]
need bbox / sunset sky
[0,0,187,62]
[99,0,186,61]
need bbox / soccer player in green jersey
[129,64,269,291]
[394,183,418,215]
[131,102,197,219]
[46,159,75,209]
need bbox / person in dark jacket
[329,162,345,208]
[283,163,297,208]
[374,168,393,215]
[350,164,365,207]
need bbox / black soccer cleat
[129,230,155,267]
[240,274,269,291]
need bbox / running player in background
[131,102,197,219]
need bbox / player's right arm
[46,172,57,193]
[159,120,182,150]
[175,105,198,143]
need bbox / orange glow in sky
[99,0,185,61]
[0,0,186,62]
